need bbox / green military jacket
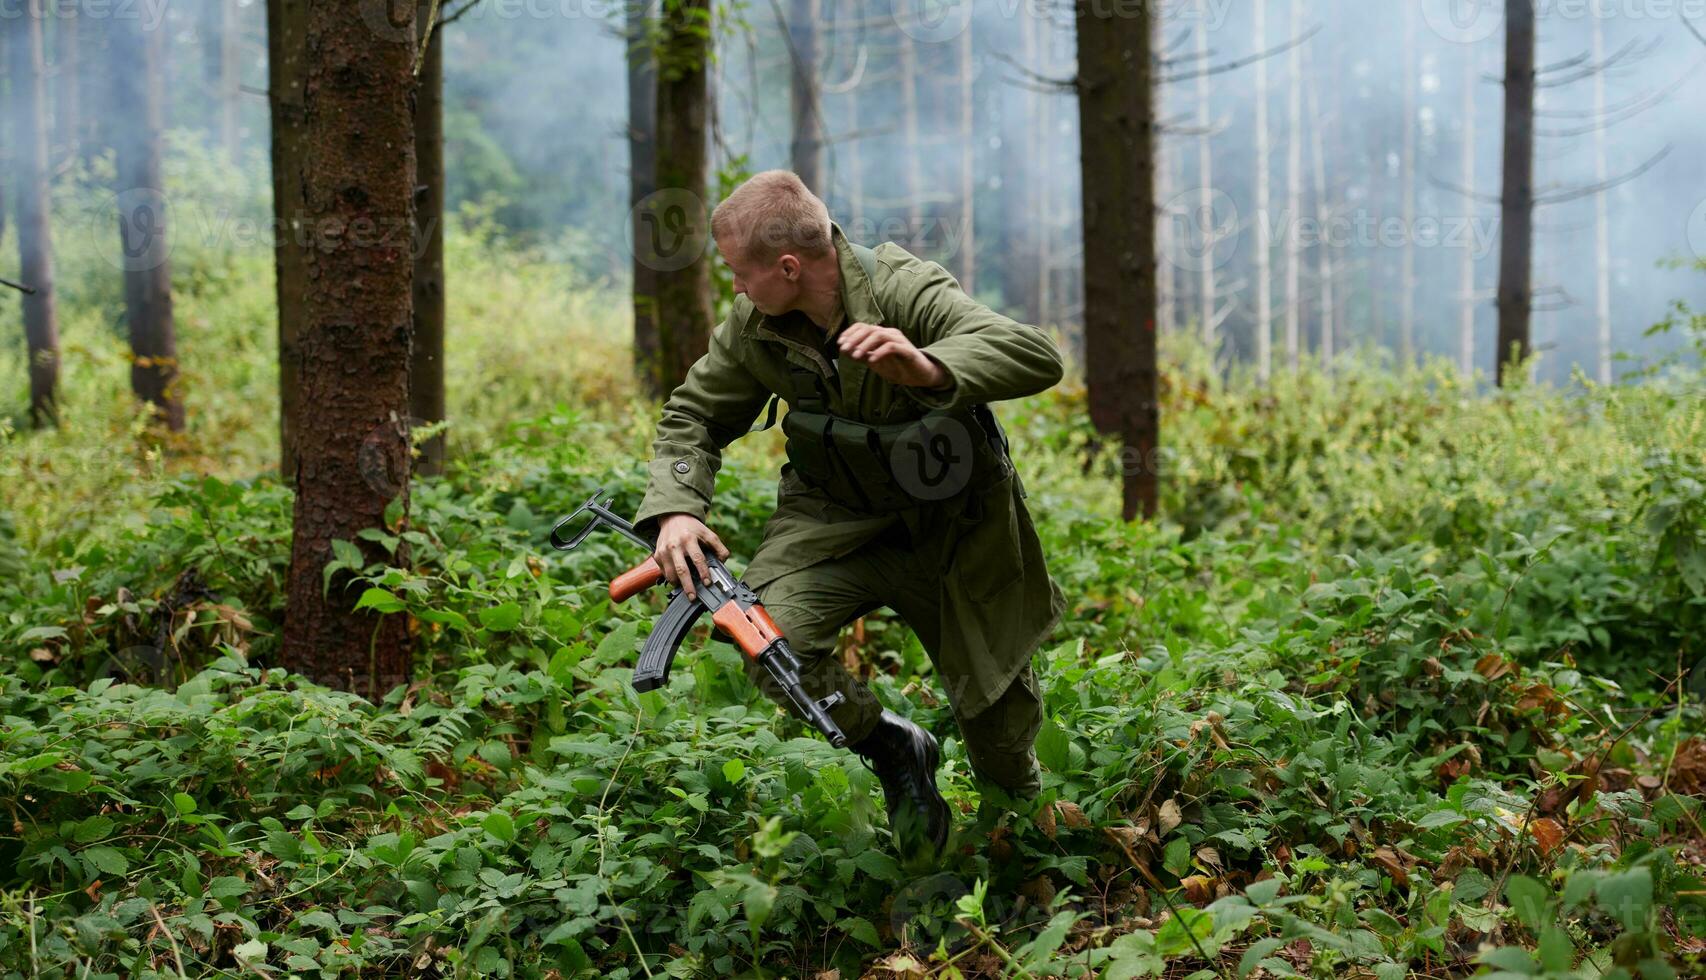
[632,222,1065,718]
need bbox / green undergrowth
[2,163,1705,976]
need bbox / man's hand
[653,513,729,601]
[838,321,952,389]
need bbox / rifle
[550,489,848,747]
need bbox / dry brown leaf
[1181,874,1216,904]
[1474,653,1514,681]
[1371,846,1409,886]
[1056,800,1091,830]
[1158,798,1183,836]
[1529,816,1565,857]
[1195,846,1223,870]
[1020,875,1057,906]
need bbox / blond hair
[710,170,833,264]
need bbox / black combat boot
[850,710,951,858]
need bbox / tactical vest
[752,245,1014,514]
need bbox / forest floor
[2,182,1705,978]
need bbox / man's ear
[779,254,800,281]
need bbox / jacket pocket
[950,472,1022,602]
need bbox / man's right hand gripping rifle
[550,491,849,748]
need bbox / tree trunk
[111,6,183,431]
[1591,12,1611,385]
[268,0,308,476]
[54,0,80,168]
[411,5,446,475]
[8,0,60,427]
[788,0,821,191]
[1252,0,1271,380]
[1076,0,1157,521]
[1037,15,1055,329]
[956,19,975,293]
[1307,45,1334,364]
[1195,2,1215,344]
[1283,0,1302,370]
[1001,10,1039,323]
[1459,41,1477,378]
[896,0,923,242]
[1155,76,1174,337]
[652,0,715,393]
[628,0,661,396]
[282,0,417,698]
[1399,0,1417,365]
[221,0,241,156]
[1495,0,1534,387]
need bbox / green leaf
[85,846,129,876]
[1163,835,1192,877]
[1505,874,1551,932]
[1035,716,1071,771]
[1537,925,1574,974]
[1239,938,1285,977]
[172,792,198,816]
[331,538,364,568]
[355,588,406,614]
[721,759,746,785]
[483,811,516,843]
[1595,867,1652,932]
[1245,878,1283,907]
[480,602,523,632]
[73,815,115,843]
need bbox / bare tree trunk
[111,6,183,431]
[1002,9,1039,322]
[412,4,446,475]
[1156,116,1174,337]
[788,0,822,191]
[1195,2,1215,345]
[7,0,60,427]
[1252,0,1271,380]
[1307,49,1334,365]
[956,18,975,293]
[282,0,417,699]
[896,0,923,242]
[1496,0,1534,387]
[221,0,240,156]
[653,0,715,392]
[268,0,308,475]
[1283,0,1302,370]
[1077,0,1157,521]
[1400,0,1417,365]
[1459,41,1477,378]
[54,1,80,168]
[1037,16,1055,329]
[628,0,661,396]
[1591,13,1611,385]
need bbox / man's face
[718,241,801,317]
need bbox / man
[632,170,1065,858]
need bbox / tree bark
[1283,0,1302,370]
[412,3,446,475]
[628,0,661,396]
[652,0,715,393]
[1076,0,1157,521]
[956,18,975,293]
[268,0,308,476]
[1495,0,1534,387]
[1400,0,1417,365]
[787,0,821,191]
[1252,0,1271,380]
[111,5,183,430]
[1591,12,1611,385]
[1459,40,1477,378]
[54,0,80,168]
[8,0,61,427]
[1195,2,1215,344]
[282,0,417,698]
[1307,44,1335,365]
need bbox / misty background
[19,0,1706,383]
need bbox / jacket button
[674,460,690,474]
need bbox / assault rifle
[550,489,848,747]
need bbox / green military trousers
[741,522,1044,798]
